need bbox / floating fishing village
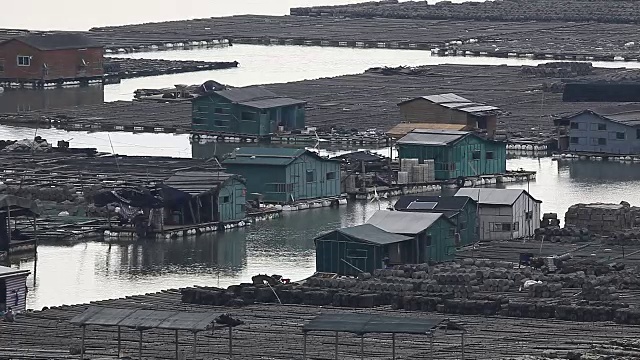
[4,0,640,359]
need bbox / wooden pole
[334,332,338,360]
[303,332,307,360]
[138,330,143,360]
[33,216,38,287]
[117,326,121,357]
[392,333,396,360]
[175,330,179,360]
[430,331,434,360]
[193,331,198,357]
[461,332,465,360]
[360,335,364,360]
[229,326,233,359]
[80,326,85,360]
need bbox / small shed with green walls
[161,171,247,225]
[222,147,341,203]
[192,86,306,137]
[367,210,456,263]
[393,195,478,247]
[315,224,415,276]
[397,129,506,180]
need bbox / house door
[0,280,6,312]
[259,114,270,136]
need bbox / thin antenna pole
[107,133,121,174]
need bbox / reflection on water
[14,157,640,309]
[0,86,104,114]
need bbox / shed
[555,104,640,154]
[192,86,306,136]
[455,188,541,241]
[0,32,104,84]
[315,224,414,275]
[222,147,341,203]
[161,171,247,224]
[393,195,477,246]
[396,129,506,180]
[0,266,30,313]
[0,195,39,255]
[367,210,456,263]
[397,93,500,138]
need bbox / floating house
[223,148,341,203]
[397,93,501,138]
[554,105,640,155]
[455,188,541,241]
[393,195,477,246]
[367,210,456,263]
[191,86,306,136]
[314,224,415,275]
[0,33,104,85]
[396,129,506,180]
[161,171,247,224]
[0,266,30,313]
[0,195,39,255]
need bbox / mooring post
[80,326,85,360]
[461,332,465,360]
[335,331,338,360]
[302,332,307,360]
[117,326,121,357]
[360,335,364,360]
[430,331,434,360]
[193,331,198,357]
[138,330,143,360]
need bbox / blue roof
[223,147,337,166]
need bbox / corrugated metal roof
[394,195,473,212]
[70,306,221,331]
[396,129,470,146]
[215,87,278,103]
[163,171,241,196]
[367,210,444,235]
[240,97,306,109]
[334,224,413,245]
[4,33,102,50]
[224,147,336,166]
[399,93,500,117]
[0,266,30,280]
[387,123,468,138]
[454,188,540,205]
[303,313,442,335]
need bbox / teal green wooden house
[393,195,478,247]
[397,130,506,180]
[315,210,456,275]
[222,147,341,203]
[192,86,306,136]
[161,171,247,225]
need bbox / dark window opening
[214,107,224,114]
[502,223,512,231]
[570,137,579,144]
[513,222,520,231]
[472,150,481,160]
[241,111,254,121]
[598,124,607,131]
[214,120,225,127]
[570,122,579,129]
[598,137,607,145]
[347,249,367,258]
[222,196,230,203]
[17,56,30,66]
[486,151,494,160]
[326,171,336,180]
[526,211,533,220]
[616,132,626,140]
[637,129,640,140]
[306,170,315,182]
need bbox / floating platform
[553,152,640,163]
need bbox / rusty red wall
[0,40,103,81]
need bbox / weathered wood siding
[217,178,247,223]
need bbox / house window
[214,120,225,127]
[17,56,30,66]
[222,196,230,203]
[492,223,512,232]
[214,107,224,114]
[598,124,607,131]
[637,129,640,139]
[346,249,367,258]
[525,211,533,220]
[616,132,626,140]
[486,151,494,160]
[598,138,607,145]
[326,171,336,180]
[570,137,579,144]
[472,150,481,160]
[513,222,520,231]
[241,111,254,121]
[570,122,579,129]
[306,170,315,182]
